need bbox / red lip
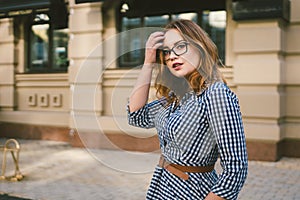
[172,62,183,70]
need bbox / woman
[127,19,248,200]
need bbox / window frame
[118,11,226,68]
[25,12,69,74]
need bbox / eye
[162,49,170,56]
[175,43,186,50]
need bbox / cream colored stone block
[286,25,300,53]
[15,73,69,87]
[101,69,156,116]
[0,111,69,127]
[102,69,140,87]
[0,85,15,107]
[69,33,102,58]
[220,66,235,88]
[71,84,102,113]
[15,74,69,111]
[73,58,103,84]
[68,63,80,83]
[27,94,37,106]
[69,59,103,84]
[69,5,103,33]
[69,113,100,131]
[98,116,156,137]
[234,54,283,84]
[0,43,14,63]
[103,86,129,116]
[38,94,49,107]
[285,123,300,139]
[233,24,282,53]
[51,94,63,107]
[286,86,300,117]
[0,19,14,42]
[0,66,14,84]
[290,0,300,23]
[285,55,300,84]
[17,88,69,111]
[103,29,118,69]
[244,121,282,141]
[238,86,283,118]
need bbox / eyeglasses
[161,41,189,61]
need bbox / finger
[152,42,163,49]
[149,31,165,38]
[147,32,165,43]
[146,35,165,49]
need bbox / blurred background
[0,0,299,161]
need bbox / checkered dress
[127,82,248,200]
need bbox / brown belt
[158,155,214,181]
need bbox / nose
[169,50,178,60]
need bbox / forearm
[128,64,154,112]
[129,31,164,112]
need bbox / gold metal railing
[0,139,23,181]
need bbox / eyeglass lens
[162,42,188,60]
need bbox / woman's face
[162,29,200,78]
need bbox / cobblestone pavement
[0,139,300,200]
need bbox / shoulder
[199,81,238,104]
[207,81,235,97]
[207,81,229,93]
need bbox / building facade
[0,0,299,161]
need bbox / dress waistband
[158,155,214,181]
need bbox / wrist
[142,63,156,70]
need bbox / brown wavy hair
[155,19,226,104]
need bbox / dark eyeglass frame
[161,41,190,61]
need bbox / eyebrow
[162,40,186,49]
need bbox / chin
[172,70,189,78]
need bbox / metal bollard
[0,139,23,181]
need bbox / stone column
[68,0,104,146]
[233,20,287,161]
[0,18,16,111]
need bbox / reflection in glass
[30,24,49,68]
[53,29,69,69]
[119,11,226,67]
[202,11,226,63]
[172,13,197,22]
[27,13,69,73]
[120,17,142,66]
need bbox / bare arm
[128,31,165,112]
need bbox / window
[201,11,226,64]
[27,13,69,73]
[119,11,226,67]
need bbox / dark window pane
[53,28,69,70]
[119,11,226,67]
[27,13,69,73]
[144,15,169,27]
[171,13,197,22]
[201,10,226,63]
[120,17,142,67]
[144,15,169,43]
[30,23,49,69]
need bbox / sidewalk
[0,139,299,200]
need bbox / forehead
[163,29,184,47]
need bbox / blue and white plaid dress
[127,82,248,200]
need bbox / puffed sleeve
[127,98,165,129]
[206,84,248,200]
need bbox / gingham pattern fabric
[127,82,248,200]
